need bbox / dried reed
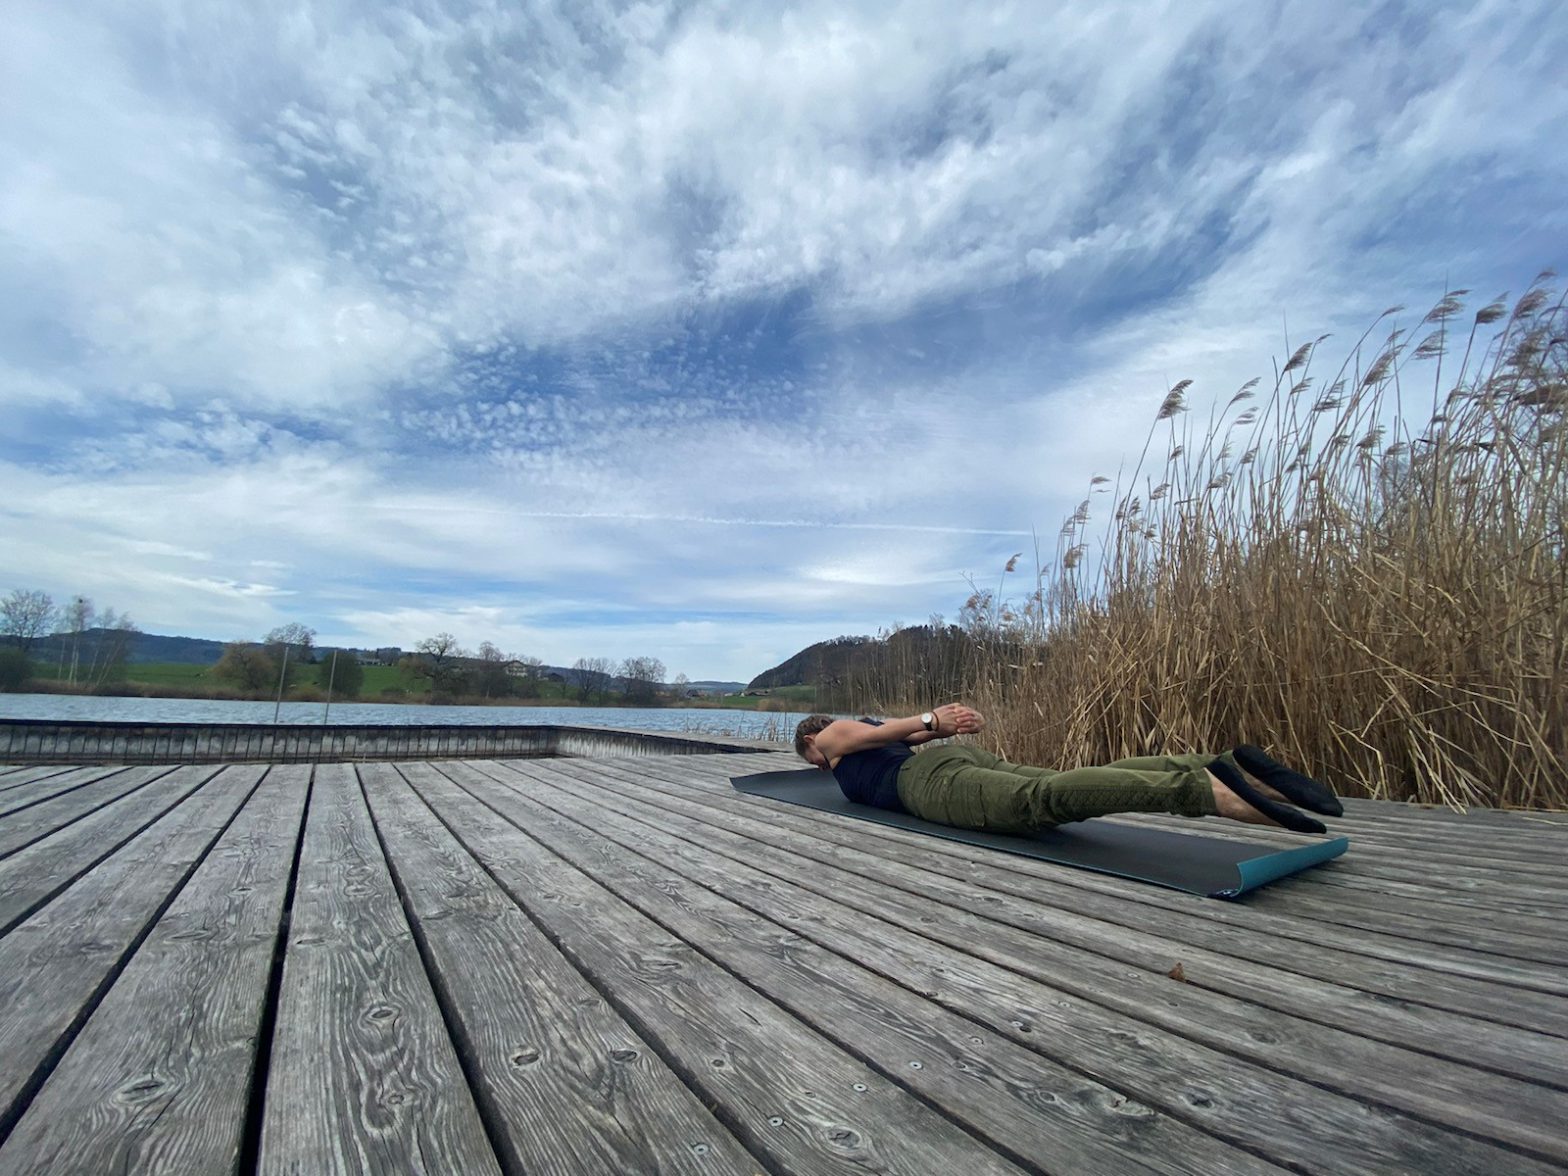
[939,276,1567,809]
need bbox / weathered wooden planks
[434,760,1286,1176]
[0,767,309,1175]
[0,766,83,792]
[403,762,1030,1176]
[257,763,501,1175]
[620,754,1568,1034]
[359,762,761,1175]
[0,765,265,1137]
[0,767,173,858]
[533,755,1568,1168]
[0,766,136,819]
[0,765,223,935]
[0,751,1562,1176]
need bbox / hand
[933,704,986,737]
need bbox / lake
[0,692,806,742]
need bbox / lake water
[0,692,806,742]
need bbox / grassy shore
[891,278,1566,810]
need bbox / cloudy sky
[3,0,1565,682]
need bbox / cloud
[3,0,1565,680]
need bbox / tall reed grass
[944,275,1566,809]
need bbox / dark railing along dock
[0,718,766,765]
[0,742,1564,1174]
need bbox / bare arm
[812,704,986,761]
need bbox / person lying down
[794,705,1343,836]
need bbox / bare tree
[474,641,513,699]
[0,589,56,653]
[263,623,317,689]
[573,656,614,703]
[82,608,139,685]
[61,596,92,684]
[403,632,470,696]
[619,656,666,706]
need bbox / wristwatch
[921,711,937,731]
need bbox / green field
[707,684,818,710]
[33,661,215,686]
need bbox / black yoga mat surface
[730,769,1348,899]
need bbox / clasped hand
[933,703,986,736]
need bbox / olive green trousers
[895,746,1227,833]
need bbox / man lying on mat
[793,706,1343,835]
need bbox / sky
[3,0,1566,683]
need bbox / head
[794,714,834,768]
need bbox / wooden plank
[0,766,82,792]
[1261,860,1567,919]
[1124,810,1568,881]
[1085,814,1568,929]
[622,756,1568,1033]
[1340,797,1568,829]
[0,766,223,935]
[400,762,1031,1176]
[428,761,1288,1176]
[0,767,309,1175]
[1242,881,1568,964]
[527,756,1568,1164]
[0,768,173,859]
[358,762,763,1175]
[1081,812,1568,954]
[257,764,501,1176]
[1098,806,1568,890]
[0,766,131,816]
[0,765,265,1137]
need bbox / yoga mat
[730,769,1348,899]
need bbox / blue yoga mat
[730,769,1348,899]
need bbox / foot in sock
[1233,745,1344,817]
[1207,760,1329,835]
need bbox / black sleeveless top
[831,720,911,812]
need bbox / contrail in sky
[380,504,1032,537]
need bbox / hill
[748,625,980,711]
[747,635,876,689]
[30,628,228,666]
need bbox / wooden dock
[0,751,1563,1174]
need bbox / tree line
[217,630,678,704]
[0,589,140,691]
[2,588,683,705]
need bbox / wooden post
[324,650,338,724]
[273,643,290,724]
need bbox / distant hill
[748,626,979,711]
[747,636,876,689]
[31,629,228,666]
